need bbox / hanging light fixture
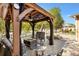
[14,3,20,10]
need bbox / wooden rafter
[18,8,34,21]
[31,11,38,16]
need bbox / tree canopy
[50,8,64,30]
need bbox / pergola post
[5,14,12,56]
[19,3,24,56]
[12,7,20,56]
[48,18,54,45]
[32,23,35,38]
[19,22,22,56]
[30,22,35,38]
[5,15,10,41]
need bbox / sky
[37,3,79,24]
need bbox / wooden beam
[33,17,48,23]
[31,17,49,23]
[18,8,34,21]
[12,7,20,56]
[2,4,9,19]
[31,11,38,16]
[24,16,49,23]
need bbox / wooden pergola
[0,3,55,56]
